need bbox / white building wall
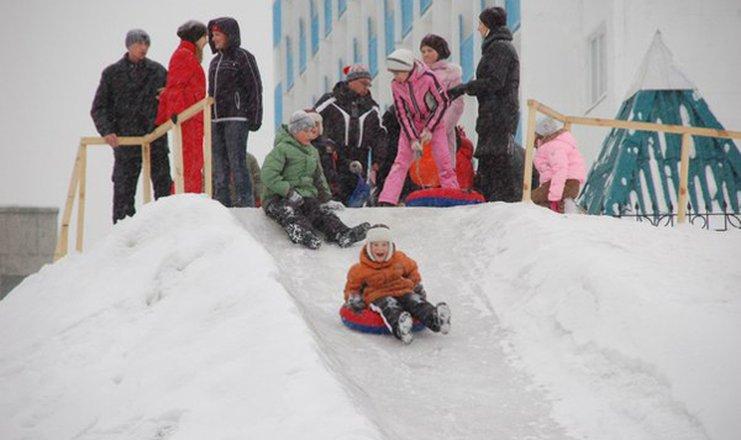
[522,0,741,165]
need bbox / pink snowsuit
[379,61,459,205]
[429,60,465,167]
[533,131,587,202]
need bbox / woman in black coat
[449,7,520,202]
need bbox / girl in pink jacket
[378,49,459,206]
[531,117,586,213]
[420,34,465,167]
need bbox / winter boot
[285,223,322,250]
[336,222,371,248]
[434,302,451,335]
[395,311,414,345]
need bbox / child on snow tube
[531,117,587,213]
[343,225,451,344]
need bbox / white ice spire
[625,30,696,99]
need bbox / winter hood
[208,17,241,53]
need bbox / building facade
[272,0,522,145]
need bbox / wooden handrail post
[75,144,88,252]
[203,99,213,197]
[54,143,84,261]
[173,121,185,194]
[677,133,692,224]
[522,100,538,202]
[142,143,152,204]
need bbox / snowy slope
[1,196,739,440]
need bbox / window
[274,82,283,128]
[324,75,331,93]
[338,0,347,17]
[459,15,474,81]
[368,17,378,77]
[384,0,395,55]
[338,58,344,82]
[272,0,282,47]
[286,36,294,89]
[324,0,333,36]
[353,37,362,64]
[506,0,520,31]
[401,0,413,37]
[588,27,607,107]
[310,0,320,55]
[420,0,432,15]
[299,19,307,73]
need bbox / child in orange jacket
[343,225,451,344]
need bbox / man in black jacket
[314,65,386,205]
[91,29,171,223]
[208,17,263,207]
[449,7,520,202]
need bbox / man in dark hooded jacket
[208,17,263,207]
[449,7,520,202]
[91,29,172,224]
[313,65,386,205]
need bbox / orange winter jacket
[344,249,421,305]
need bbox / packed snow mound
[1,196,740,440]
[0,195,382,440]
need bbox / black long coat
[91,55,167,138]
[466,26,520,158]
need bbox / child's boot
[336,222,371,248]
[395,311,414,345]
[435,302,451,335]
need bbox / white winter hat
[535,116,561,137]
[365,224,393,244]
[386,48,415,72]
[288,110,316,134]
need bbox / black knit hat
[420,34,451,61]
[479,7,507,30]
[177,20,207,43]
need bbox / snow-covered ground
[1,195,739,440]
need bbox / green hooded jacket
[261,125,331,202]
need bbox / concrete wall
[522,0,741,166]
[0,207,58,299]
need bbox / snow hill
[1,195,739,440]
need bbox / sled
[404,187,485,207]
[339,305,425,334]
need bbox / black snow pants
[370,292,441,337]
[112,137,171,223]
[264,196,349,243]
[475,154,517,203]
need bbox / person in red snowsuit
[156,21,208,193]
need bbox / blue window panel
[515,113,523,145]
[324,0,333,36]
[338,58,344,82]
[299,20,307,73]
[324,76,331,93]
[459,15,474,81]
[384,0,395,55]
[353,38,361,64]
[368,18,378,78]
[420,0,432,15]
[286,37,294,90]
[338,0,347,17]
[506,0,521,32]
[401,0,413,37]
[272,0,282,47]
[311,1,320,54]
[274,82,283,129]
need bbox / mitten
[346,293,365,312]
[413,284,427,299]
[286,189,304,207]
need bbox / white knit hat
[365,225,395,262]
[535,116,561,137]
[386,48,415,72]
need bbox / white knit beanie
[386,48,415,72]
[365,225,395,262]
[535,116,561,137]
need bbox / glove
[411,140,423,154]
[286,189,304,207]
[420,129,432,145]
[413,284,427,299]
[321,200,345,211]
[346,293,365,312]
[447,84,467,100]
[549,201,561,213]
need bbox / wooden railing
[54,97,214,261]
[521,99,741,224]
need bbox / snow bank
[0,195,382,440]
[472,203,741,440]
